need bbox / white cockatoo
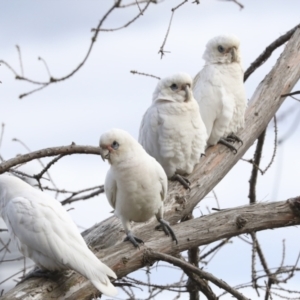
[138,72,207,189]
[193,34,247,153]
[0,174,117,297]
[99,128,177,248]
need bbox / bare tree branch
[158,0,188,59]
[244,23,300,81]
[220,0,244,10]
[0,0,156,98]
[2,195,300,297]
[145,250,248,300]
[92,1,152,32]
[0,145,100,174]
[281,90,300,97]
[248,129,266,204]
[130,70,161,80]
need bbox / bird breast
[113,165,163,223]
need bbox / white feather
[100,129,168,236]
[193,34,247,146]
[139,72,207,178]
[0,174,117,297]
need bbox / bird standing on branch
[99,128,178,248]
[139,72,207,189]
[193,34,247,153]
[0,174,117,297]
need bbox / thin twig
[242,115,277,177]
[92,1,151,32]
[290,95,300,102]
[135,0,143,14]
[130,70,161,80]
[158,0,188,59]
[251,233,273,280]
[15,45,24,76]
[248,129,266,204]
[200,238,230,260]
[145,250,249,300]
[38,56,51,78]
[251,232,260,296]
[244,23,300,81]
[261,116,277,174]
[33,154,67,190]
[60,187,104,205]
[1,0,152,98]
[278,108,300,144]
[222,0,244,10]
[281,90,300,97]
[179,254,217,300]
[12,138,58,189]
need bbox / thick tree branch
[3,197,300,299]
[0,145,100,174]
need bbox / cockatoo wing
[193,66,234,145]
[139,106,161,160]
[104,168,117,209]
[5,194,117,296]
[156,162,168,202]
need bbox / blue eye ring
[111,141,119,150]
[218,45,224,53]
[170,83,178,91]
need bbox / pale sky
[1,0,300,299]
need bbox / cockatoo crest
[99,128,143,165]
[152,72,192,103]
[202,34,241,64]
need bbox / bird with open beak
[139,72,207,189]
[193,34,247,154]
[99,128,178,248]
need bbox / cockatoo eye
[170,83,178,91]
[217,45,224,53]
[111,141,119,150]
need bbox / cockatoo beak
[184,84,192,102]
[230,47,237,62]
[99,147,110,161]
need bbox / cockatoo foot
[227,133,243,145]
[124,231,144,248]
[171,174,190,189]
[218,138,238,154]
[155,219,178,244]
[17,268,58,285]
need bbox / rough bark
[3,198,300,299]
[2,28,300,300]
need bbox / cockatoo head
[99,128,141,165]
[152,72,193,104]
[202,34,241,64]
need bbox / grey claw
[156,219,178,244]
[171,174,190,189]
[227,133,243,145]
[17,268,56,285]
[124,232,144,248]
[218,138,238,154]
